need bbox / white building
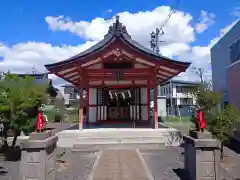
[159,80,200,116]
[58,84,81,106]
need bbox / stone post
[183,130,220,180]
[20,131,58,180]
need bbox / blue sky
[0,0,238,46]
[0,0,239,85]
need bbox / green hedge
[44,108,79,123]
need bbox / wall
[228,61,240,109]
[211,20,240,103]
[89,88,97,122]
[157,96,166,117]
[58,87,70,105]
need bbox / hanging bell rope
[121,92,126,99]
[109,91,113,99]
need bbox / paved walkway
[55,147,187,180]
[1,146,240,180]
[91,149,152,180]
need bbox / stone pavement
[54,146,240,180]
[55,147,186,180]
[1,146,240,180]
[91,149,152,180]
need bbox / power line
[159,0,180,31]
[149,0,181,54]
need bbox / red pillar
[154,81,158,129]
[79,87,84,130]
[147,86,151,123]
[86,87,89,124]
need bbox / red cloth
[197,111,206,129]
[36,112,45,131]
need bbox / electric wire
[158,0,181,31]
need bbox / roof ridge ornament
[105,15,131,38]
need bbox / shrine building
[45,16,191,129]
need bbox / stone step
[57,129,174,138]
[57,133,171,138]
[72,142,166,151]
[76,135,168,140]
[57,137,166,147]
[56,128,182,148]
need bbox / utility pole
[149,28,165,54]
[150,28,166,117]
[170,79,173,116]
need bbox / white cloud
[231,6,240,18]
[195,10,215,33]
[0,41,97,85]
[106,9,112,13]
[210,20,239,47]
[0,6,237,86]
[45,6,195,44]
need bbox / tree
[206,105,240,159]
[190,82,222,112]
[192,67,204,84]
[189,82,240,160]
[0,73,47,150]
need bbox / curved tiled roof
[45,16,190,69]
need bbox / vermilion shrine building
[45,17,190,129]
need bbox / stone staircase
[56,128,183,149]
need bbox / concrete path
[54,147,187,180]
[90,149,153,180]
[1,146,240,180]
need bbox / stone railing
[20,130,58,180]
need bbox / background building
[58,84,87,107]
[159,80,199,117]
[58,84,80,106]
[228,30,240,109]
[211,20,240,104]
[151,80,199,118]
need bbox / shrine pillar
[79,87,84,130]
[154,77,158,129]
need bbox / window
[69,92,76,99]
[229,38,240,64]
[176,86,182,93]
[180,98,193,105]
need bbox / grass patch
[162,116,191,122]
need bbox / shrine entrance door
[107,88,131,122]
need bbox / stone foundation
[183,131,220,180]
[20,131,58,180]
